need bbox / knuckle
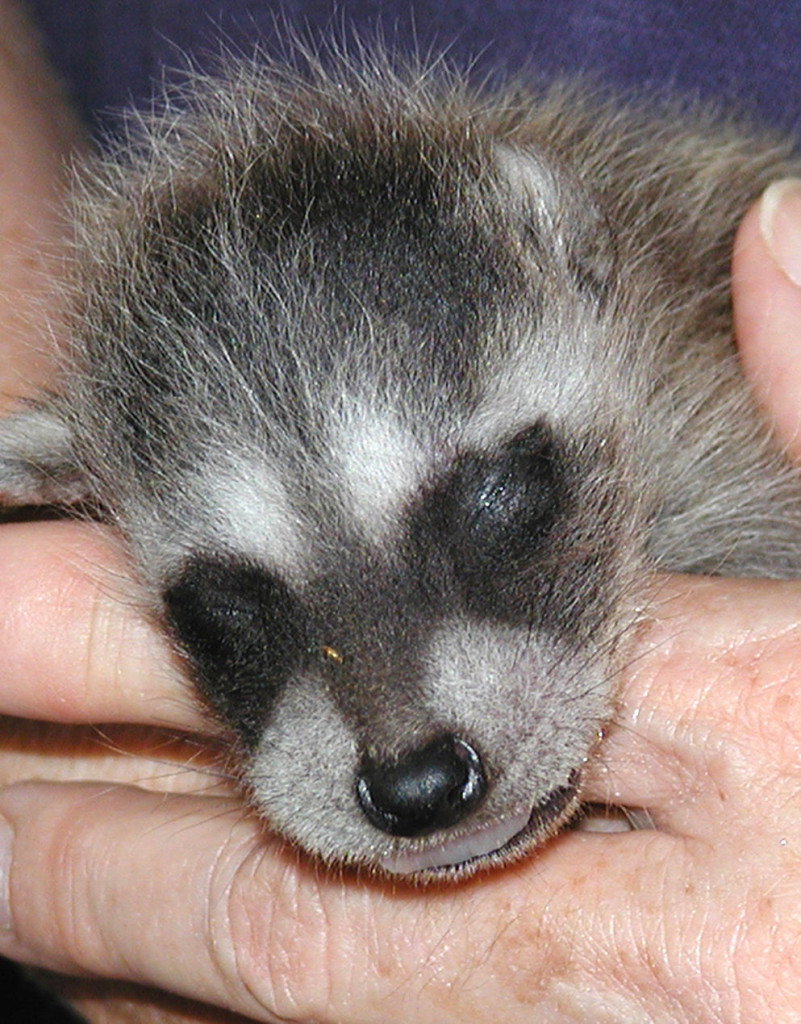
[8,784,116,974]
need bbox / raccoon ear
[496,143,616,300]
[0,402,89,506]
[495,144,561,222]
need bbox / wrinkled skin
[5,543,801,1024]
[3,1,801,1020]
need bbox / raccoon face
[161,413,640,877]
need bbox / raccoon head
[0,62,646,878]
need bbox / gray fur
[2,52,801,878]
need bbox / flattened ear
[496,143,616,299]
[0,402,89,506]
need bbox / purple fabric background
[23,0,801,140]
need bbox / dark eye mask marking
[164,556,308,745]
[430,422,567,619]
[455,423,562,561]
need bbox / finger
[733,179,801,465]
[0,783,280,1018]
[0,520,201,729]
[585,573,801,835]
[3,777,790,1023]
[0,718,230,798]
[0,0,85,406]
[0,779,693,1023]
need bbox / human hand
[3,553,801,1024]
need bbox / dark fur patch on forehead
[251,141,515,335]
[75,89,540,470]
[163,120,531,363]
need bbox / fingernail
[760,178,801,287]
[0,814,13,932]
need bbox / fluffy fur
[1,52,800,878]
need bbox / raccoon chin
[378,774,580,878]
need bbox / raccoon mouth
[378,777,579,876]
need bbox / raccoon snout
[355,734,487,837]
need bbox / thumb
[733,179,801,465]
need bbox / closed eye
[164,556,302,655]
[163,555,308,744]
[451,422,564,569]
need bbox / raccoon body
[2,56,801,878]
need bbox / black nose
[356,734,487,837]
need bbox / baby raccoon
[1,53,800,879]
